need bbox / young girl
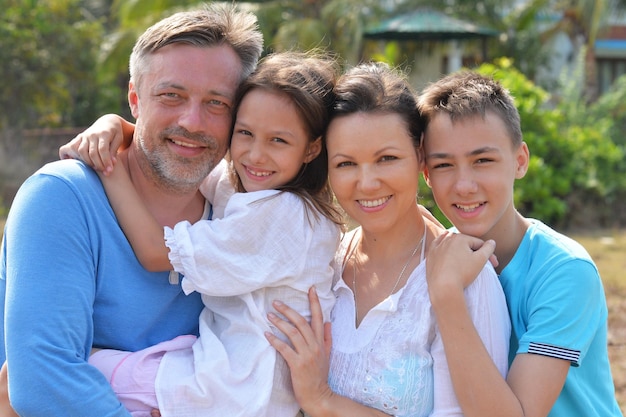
[67,52,343,417]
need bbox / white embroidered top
[328,228,511,416]
[155,160,340,417]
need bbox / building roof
[364,8,499,41]
[595,39,626,58]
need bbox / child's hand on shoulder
[59,114,128,176]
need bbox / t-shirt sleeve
[1,167,132,416]
[517,259,603,366]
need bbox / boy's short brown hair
[418,71,522,147]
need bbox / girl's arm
[59,115,168,271]
[266,289,391,417]
[100,165,172,272]
[59,114,135,175]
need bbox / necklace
[350,226,426,318]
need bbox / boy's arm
[506,353,569,416]
[426,232,568,417]
[59,114,135,175]
[100,165,172,271]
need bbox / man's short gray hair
[129,3,263,88]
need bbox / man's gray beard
[149,155,216,194]
[136,136,220,194]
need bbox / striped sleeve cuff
[528,342,581,366]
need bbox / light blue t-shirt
[500,220,622,416]
[0,160,205,416]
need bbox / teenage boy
[420,71,622,417]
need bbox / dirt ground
[607,282,626,412]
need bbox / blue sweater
[0,160,204,416]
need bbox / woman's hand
[265,287,335,414]
[266,288,392,417]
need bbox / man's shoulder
[12,160,102,210]
[35,159,95,178]
[22,160,100,191]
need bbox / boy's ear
[515,142,530,179]
[422,168,433,188]
[304,137,322,163]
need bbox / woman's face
[326,112,422,234]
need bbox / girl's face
[230,89,321,192]
[327,112,422,234]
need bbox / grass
[0,218,624,409]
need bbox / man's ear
[304,137,322,163]
[128,82,140,119]
[515,142,530,179]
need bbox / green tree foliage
[0,0,107,129]
[478,58,624,228]
[420,57,625,228]
[581,72,626,216]
[590,74,626,148]
[256,0,385,64]
[498,0,626,99]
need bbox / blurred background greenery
[1,0,626,230]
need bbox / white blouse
[328,228,511,416]
[155,161,340,417]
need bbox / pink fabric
[89,335,197,416]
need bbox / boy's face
[423,112,528,240]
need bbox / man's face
[128,43,242,193]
